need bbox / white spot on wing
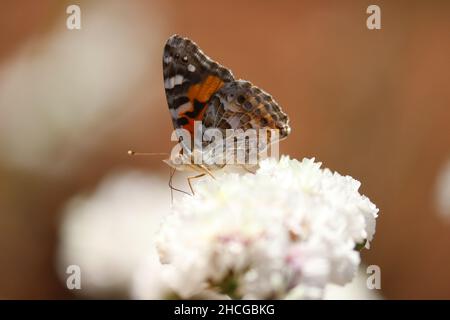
[164,55,172,64]
[164,77,173,89]
[164,74,185,89]
[188,64,196,72]
[174,74,184,86]
[170,102,191,119]
[177,101,192,114]
[164,78,171,89]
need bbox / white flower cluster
[58,171,170,297]
[156,156,379,299]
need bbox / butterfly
[162,35,290,193]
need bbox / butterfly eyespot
[243,101,253,111]
[182,56,188,62]
[237,95,246,104]
[175,53,180,59]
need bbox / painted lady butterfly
[162,35,290,191]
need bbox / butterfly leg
[241,164,257,174]
[168,167,190,203]
[187,173,206,195]
[200,165,216,180]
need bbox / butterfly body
[163,35,290,174]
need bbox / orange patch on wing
[187,75,224,103]
[180,75,224,134]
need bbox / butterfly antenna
[127,150,168,156]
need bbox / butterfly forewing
[163,35,234,135]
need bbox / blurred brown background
[0,0,449,299]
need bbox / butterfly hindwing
[200,80,290,166]
[203,80,290,138]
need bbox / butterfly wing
[163,35,290,169]
[201,80,290,166]
[163,35,234,136]
[203,80,290,137]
